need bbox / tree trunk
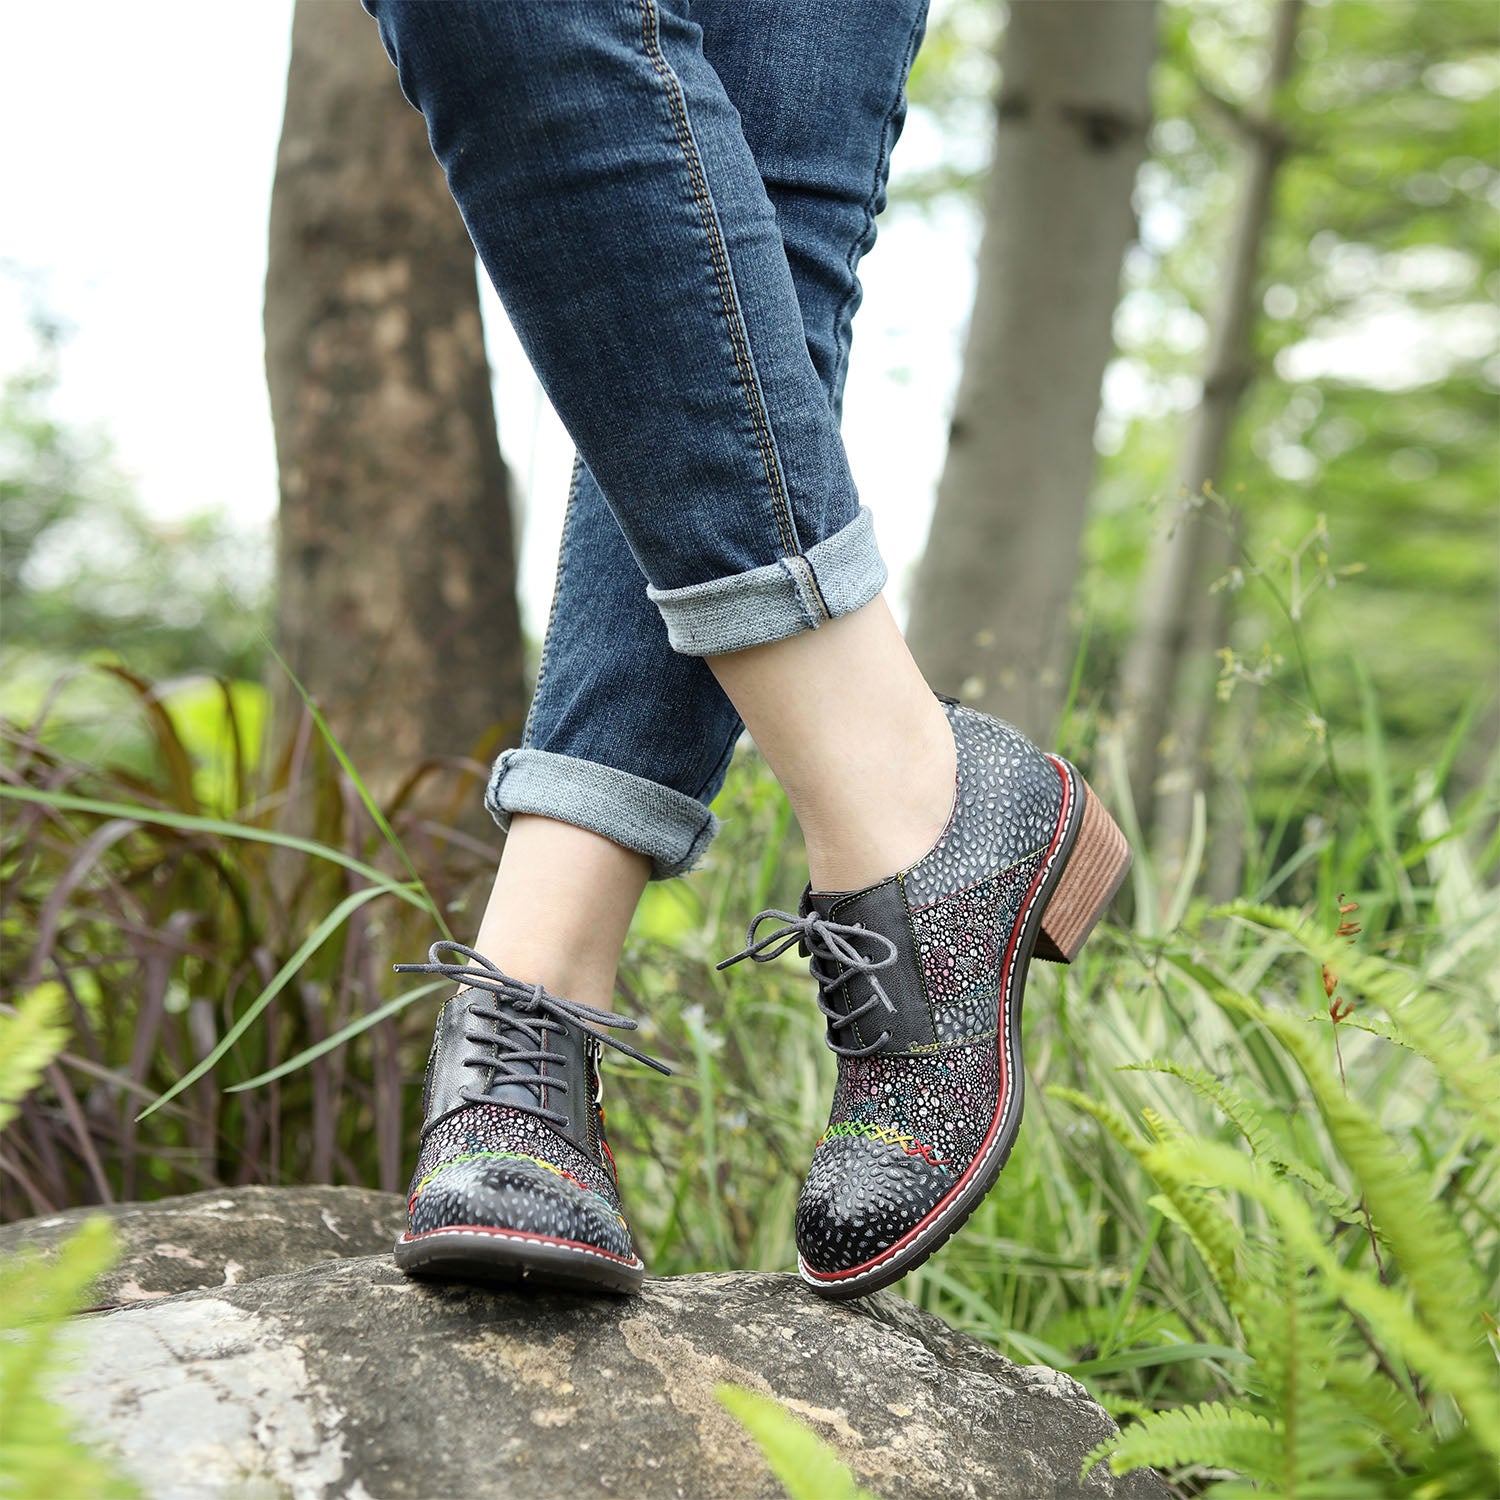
[906,0,1157,742]
[1114,0,1302,844]
[265,0,525,807]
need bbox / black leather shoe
[720,700,1130,1299]
[390,943,669,1295]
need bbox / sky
[0,0,978,638]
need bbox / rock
[42,1248,1167,1499]
[0,1184,404,1306]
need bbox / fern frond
[1126,1058,1365,1229]
[1161,1135,1500,1471]
[1322,1355,1429,1465]
[1239,1230,1388,1496]
[1142,1105,1187,1145]
[1046,1086,1144,1157]
[0,984,70,1132]
[1218,902,1500,1145]
[0,1219,135,1498]
[1051,1087,1245,1306]
[1164,951,1497,1419]
[1086,1401,1281,1481]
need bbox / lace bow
[718,907,899,1058]
[395,942,670,1126]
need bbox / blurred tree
[1116,0,1303,860]
[1080,0,1500,880]
[907,0,1158,740]
[265,0,524,804]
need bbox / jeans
[366,0,929,878]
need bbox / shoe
[389,943,669,1295]
[719,699,1130,1299]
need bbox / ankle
[457,945,622,1014]
[467,813,648,1015]
[800,700,956,892]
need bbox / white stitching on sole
[398,1228,644,1272]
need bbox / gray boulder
[15,1188,1166,1499]
[0,1184,404,1306]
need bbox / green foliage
[715,1385,880,1500]
[0,993,135,1498]
[0,984,70,1132]
[0,1219,137,1500]
[0,312,270,691]
[2,8,1495,1497]
[0,661,489,1206]
[4,654,1496,1496]
[1054,900,1500,1497]
[1086,0,1500,801]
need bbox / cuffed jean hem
[484,747,722,881]
[645,506,888,656]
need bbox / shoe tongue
[460,989,579,1122]
[804,880,934,1055]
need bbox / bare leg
[470,814,649,1010]
[468,595,949,996]
[709,597,954,893]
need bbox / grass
[1,654,1496,1496]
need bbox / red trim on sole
[802,757,1075,1286]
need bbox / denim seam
[521,455,584,748]
[777,556,823,627]
[636,0,821,597]
[791,551,833,619]
[829,7,928,403]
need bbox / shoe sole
[394,1225,645,1296]
[799,757,1130,1300]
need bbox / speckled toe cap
[795,1038,1002,1276]
[405,1099,639,1266]
[408,1152,636,1263]
[795,1131,951,1273]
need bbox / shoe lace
[394,942,670,1128]
[717,909,899,1059]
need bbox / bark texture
[907,0,1157,741]
[265,0,525,801]
[1115,0,1303,848]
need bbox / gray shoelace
[718,909,899,1059]
[394,942,670,1127]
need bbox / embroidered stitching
[817,1119,953,1173]
[411,1149,627,1225]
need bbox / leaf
[1066,1342,1251,1379]
[1123,1057,1366,1229]
[137,882,410,1120]
[1085,1401,1281,1481]
[1164,1136,1500,1468]
[715,1385,880,1500]
[0,1218,138,1498]
[1216,902,1500,1144]
[1049,1087,1245,1306]
[227,979,449,1092]
[0,784,435,912]
[0,985,70,1131]
[261,635,450,942]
